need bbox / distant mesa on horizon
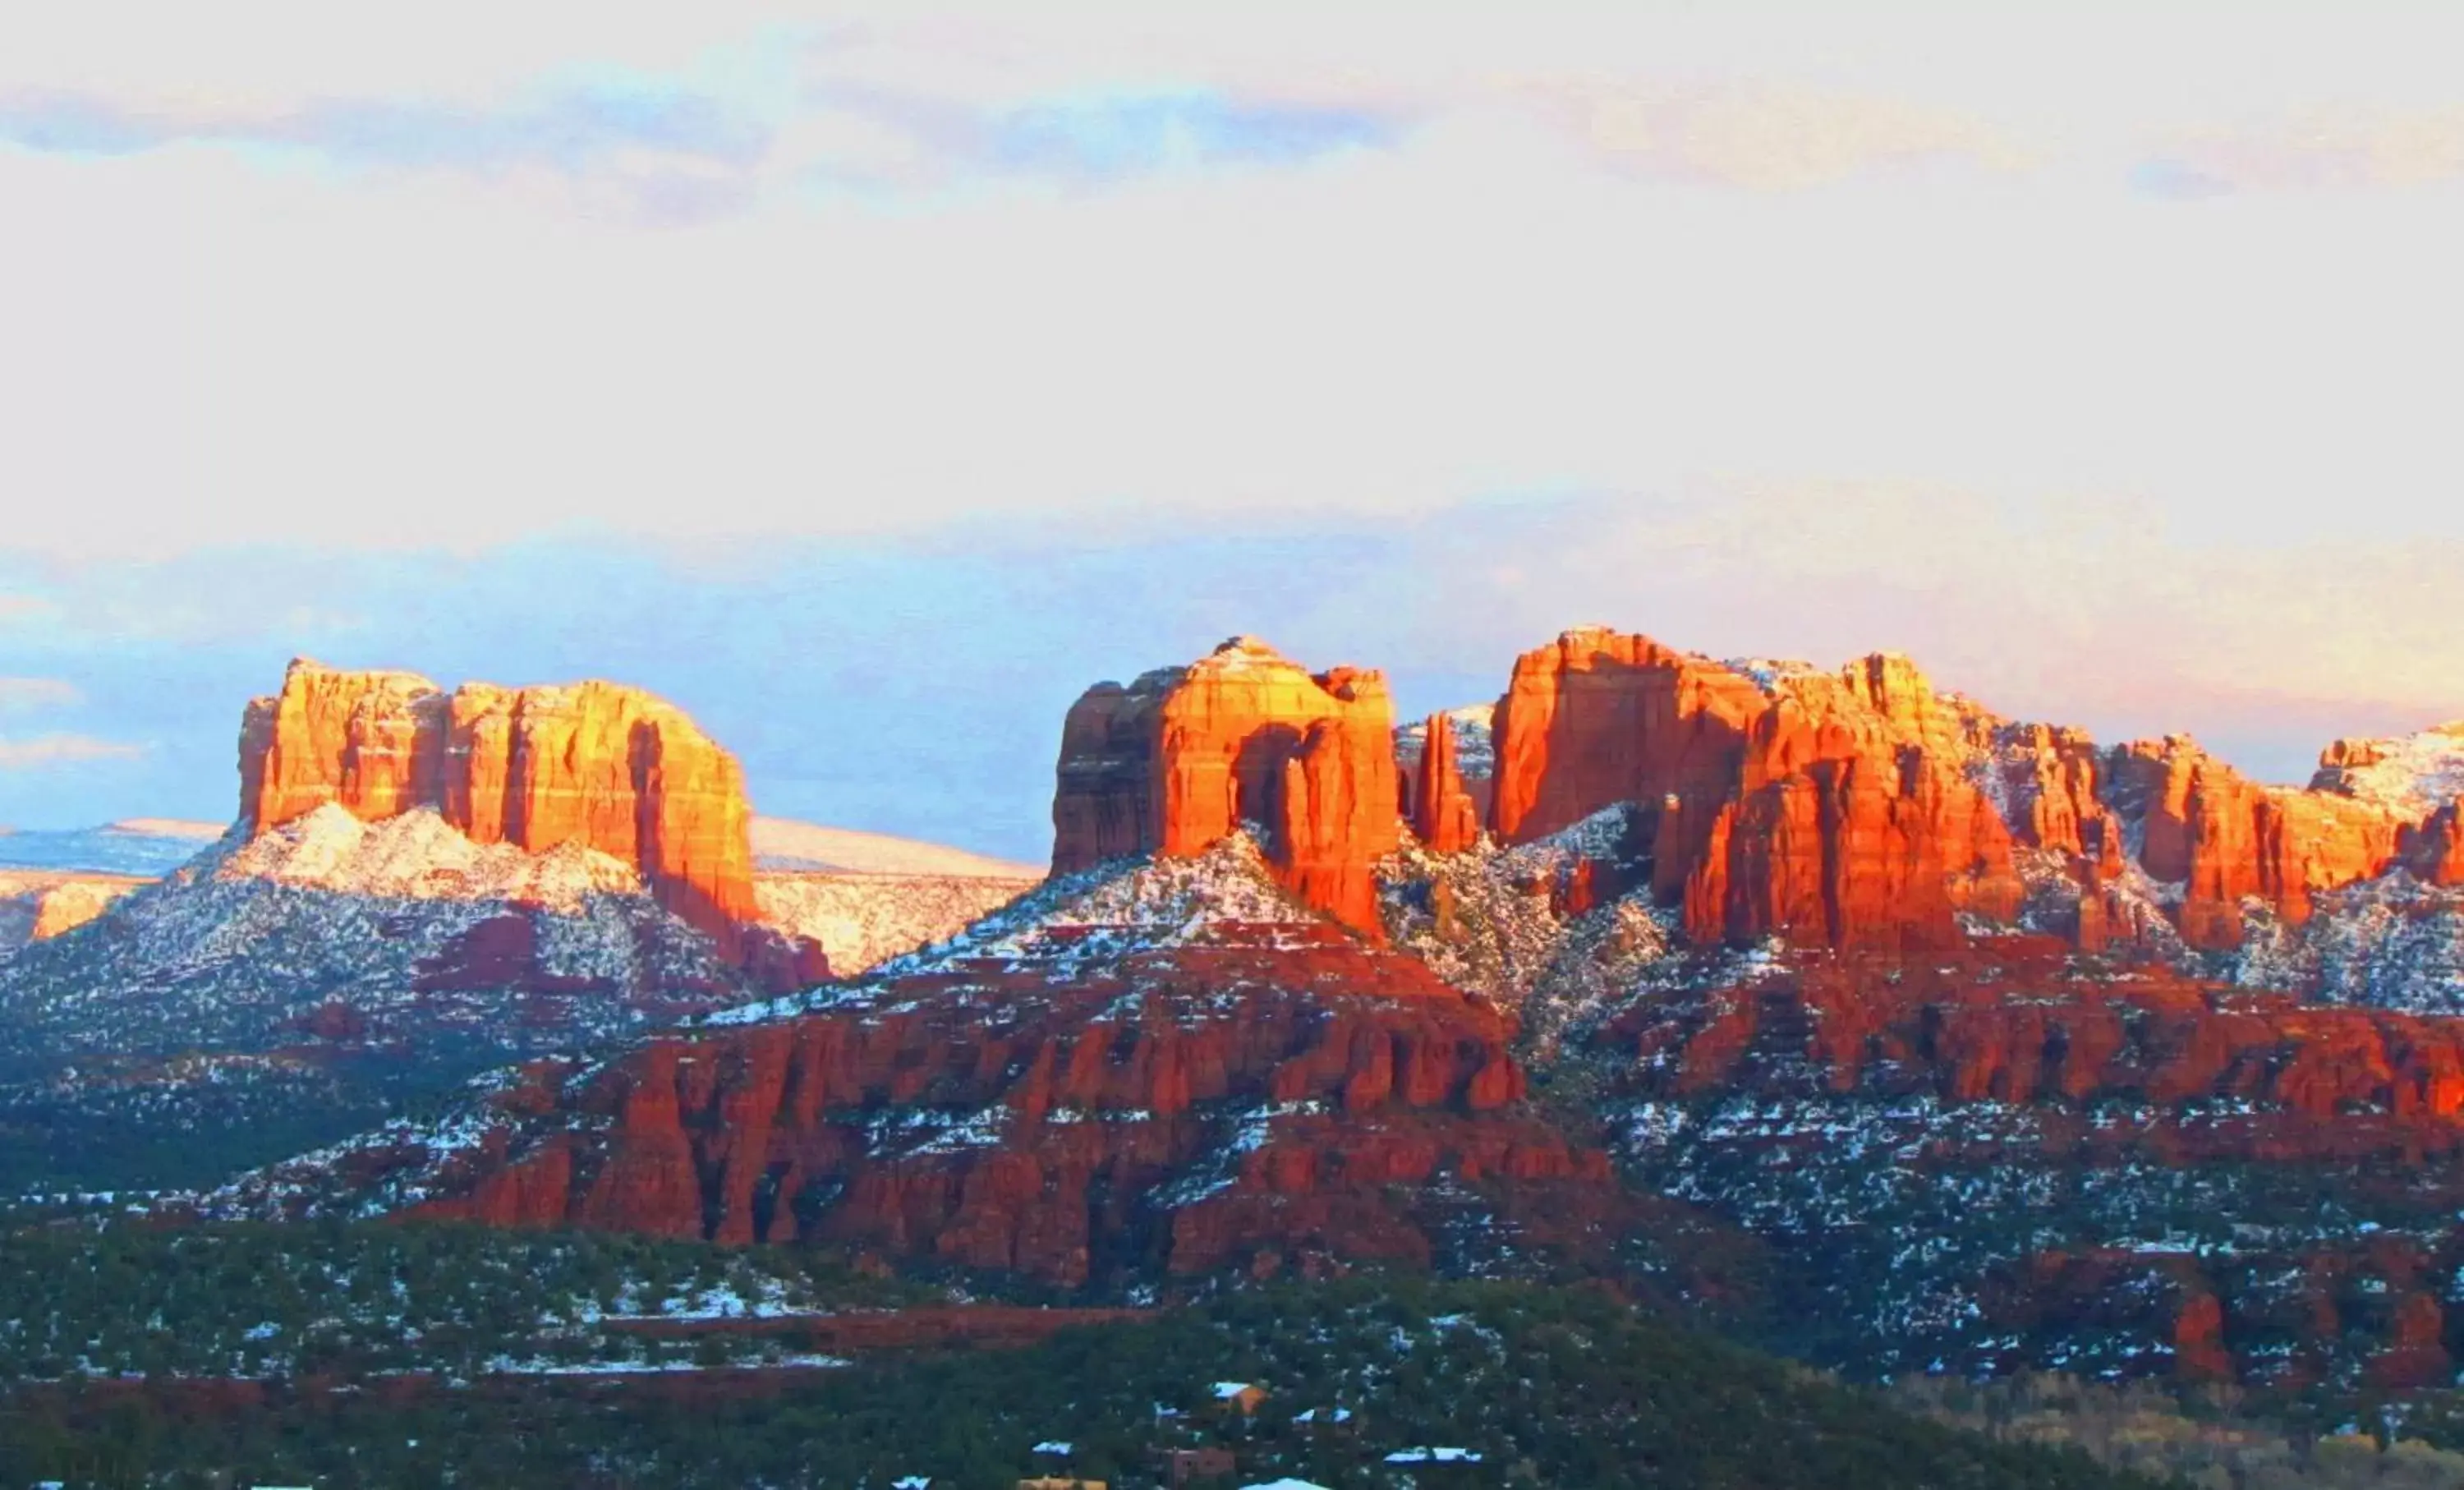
[750,817,1041,880]
[0,818,229,876]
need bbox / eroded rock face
[2105,737,2407,950]
[357,919,1637,1287]
[1602,936,2464,1386]
[1473,628,2464,958]
[2406,805,2464,888]
[1407,711,1483,855]
[1051,638,1399,935]
[1489,628,1772,853]
[1483,632,2018,952]
[1682,664,2022,952]
[238,660,756,943]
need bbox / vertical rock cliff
[1677,659,2021,951]
[1483,630,2020,951]
[237,659,757,941]
[1050,637,1399,935]
[1408,711,1483,854]
[2104,735,2407,950]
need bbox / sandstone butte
[1047,626,2464,956]
[1050,637,1400,936]
[1484,629,2023,951]
[1475,626,2464,955]
[238,659,757,946]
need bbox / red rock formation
[1681,669,2024,952]
[238,659,758,942]
[1488,628,1772,857]
[1617,939,2464,1127]
[1050,638,1399,935]
[1994,724,2120,872]
[2105,736,2407,950]
[1480,632,2031,950]
[1408,711,1482,854]
[2171,1293,2234,1383]
[2371,1291,2453,1389]
[398,925,1650,1286]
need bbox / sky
[4,2,2463,861]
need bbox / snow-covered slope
[0,806,793,1189]
[0,819,223,875]
[220,805,644,908]
[711,835,1326,1028]
[0,812,749,1065]
[749,817,1042,878]
[752,871,1038,976]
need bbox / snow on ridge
[2316,724,2464,816]
[215,805,642,913]
[753,872,1039,976]
[1391,704,1497,777]
[1720,655,1826,695]
[703,836,1323,1028]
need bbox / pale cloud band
[2140,107,2464,196]
[0,734,144,770]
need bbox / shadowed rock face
[1050,637,1400,936]
[316,912,1648,1289]
[238,660,756,944]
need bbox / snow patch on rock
[2313,724,2464,816]
[218,805,641,911]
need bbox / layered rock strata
[1051,637,1399,935]
[238,660,756,943]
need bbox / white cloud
[2,1,2462,575]
[2142,107,2464,195]
[0,734,142,770]
[1527,81,2030,188]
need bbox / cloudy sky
[3,2,2462,859]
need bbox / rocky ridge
[219,839,1692,1292]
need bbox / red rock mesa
[238,659,756,940]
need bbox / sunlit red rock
[1050,637,1399,935]
[1682,665,2022,951]
[2105,735,2407,950]
[1488,628,1772,859]
[1408,711,1482,854]
[237,659,758,943]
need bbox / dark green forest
[0,1235,2161,1490]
